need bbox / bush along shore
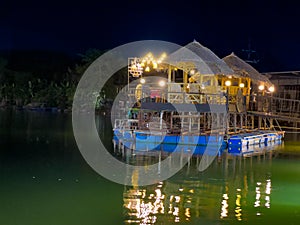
[0,49,127,114]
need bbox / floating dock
[112,41,286,155]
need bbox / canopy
[166,40,233,75]
[223,53,273,87]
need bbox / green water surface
[0,110,299,225]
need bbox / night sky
[1,0,300,72]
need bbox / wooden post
[234,113,237,133]
[160,111,164,130]
[181,112,184,131]
[258,116,262,129]
[240,114,243,130]
[217,113,220,132]
[183,71,188,92]
[204,112,206,131]
[170,111,173,131]
[198,113,201,132]
[168,65,172,82]
[189,112,192,133]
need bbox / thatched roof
[223,53,273,87]
[166,40,233,75]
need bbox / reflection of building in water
[123,152,275,224]
[123,181,198,224]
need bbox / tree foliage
[0,48,127,112]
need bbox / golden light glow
[225,80,231,86]
[190,69,195,75]
[235,193,242,221]
[268,86,275,92]
[145,66,150,72]
[140,78,146,84]
[185,208,191,218]
[265,196,270,208]
[128,58,143,77]
[254,184,261,207]
[161,52,167,58]
[265,179,272,208]
[258,84,265,91]
[173,207,179,216]
[265,179,271,195]
[174,196,180,203]
[220,193,229,218]
[239,83,245,88]
[159,80,166,87]
[153,62,158,69]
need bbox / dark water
[1,110,300,225]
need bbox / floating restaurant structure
[112,40,284,154]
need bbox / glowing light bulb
[161,52,167,58]
[140,78,146,84]
[258,85,265,91]
[239,83,245,88]
[159,80,166,87]
[225,80,231,86]
[268,86,275,92]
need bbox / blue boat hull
[228,131,284,154]
[113,129,226,155]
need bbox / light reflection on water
[121,148,277,224]
[1,111,300,225]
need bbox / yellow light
[153,62,158,69]
[268,86,275,92]
[140,62,145,67]
[190,69,195,75]
[228,75,232,79]
[161,52,167,58]
[140,78,146,84]
[225,80,231,86]
[159,80,166,87]
[174,68,178,71]
[258,85,265,91]
[239,83,245,88]
[174,196,180,203]
[145,66,150,72]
